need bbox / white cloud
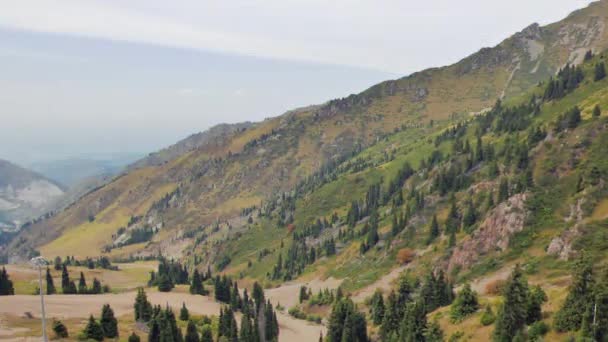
[0,0,594,73]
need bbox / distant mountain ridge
[7,0,608,266]
[0,159,65,229]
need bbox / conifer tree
[190,269,206,295]
[60,264,70,293]
[180,302,190,321]
[134,287,152,322]
[426,214,440,245]
[595,61,606,81]
[83,315,104,341]
[185,320,200,342]
[128,332,141,342]
[100,304,118,338]
[424,319,444,342]
[46,268,56,295]
[593,104,601,118]
[370,290,385,325]
[91,278,102,294]
[493,265,530,341]
[450,283,479,322]
[200,325,213,342]
[554,254,594,332]
[78,271,88,294]
[52,319,68,338]
[399,301,427,342]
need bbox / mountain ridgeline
[4,1,608,340]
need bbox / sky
[0,0,595,165]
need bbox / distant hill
[0,159,65,229]
[30,154,142,188]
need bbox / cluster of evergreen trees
[553,255,608,340]
[215,281,279,342]
[491,265,547,341]
[149,258,189,292]
[0,266,14,295]
[189,268,210,295]
[369,272,451,341]
[80,304,119,341]
[327,298,368,342]
[54,255,117,271]
[57,265,107,294]
[543,64,585,101]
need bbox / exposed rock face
[448,193,527,273]
[547,198,585,260]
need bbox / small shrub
[480,305,495,326]
[396,248,415,264]
[528,321,549,341]
[485,279,506,295]
[52,319,69,338]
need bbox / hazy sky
[0,0,595,165]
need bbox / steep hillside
[7,0,608,273]
[0,159,65,230]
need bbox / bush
[52,320,69,338]
[528,321,549,341]
[484,279,506,295]
[396,248,415,264]
[480,305,495,326]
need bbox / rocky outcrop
[546,198,585,260]
[448,193,527,273]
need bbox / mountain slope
[7,0,608,269]
[0,159,65,229]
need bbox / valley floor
[0,286,325,341]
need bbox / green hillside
[4,2,608,341]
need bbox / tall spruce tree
[83,315,104,341]
[493,265,530,342]
[46,268,56,295]
[180,302,190,321]
[450,283,479,322]
[185,320,200,342]
[100,304,118,338]
[78,271,88,294]
[554,254,594,332]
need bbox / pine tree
[46,268,56,295]
[134,287,152,322]
[526,285,547,324]
[370,290,385,325]
[157,273,174,292]
[200,325,213,342]
[128,332,141,342]
[426,214,440,245]
[185,320,200,342]
[190,269,206,295]
[554,254,594,331]
[381,290,399,338]
[593,104,602,118]
[180,302,190,321]
[83,315,104,341]
[493,265,530,341]
[78,271,88,294]
[52,319,68,338]
[91,278,102,294]
[60,264,70,294]
[497,178,509,203]
[450,283,479,322]
[595,62,606,81]
[100,304,118,338]
[399,301,427,342]
[424,319,444,342]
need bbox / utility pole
[31,257,48,342]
